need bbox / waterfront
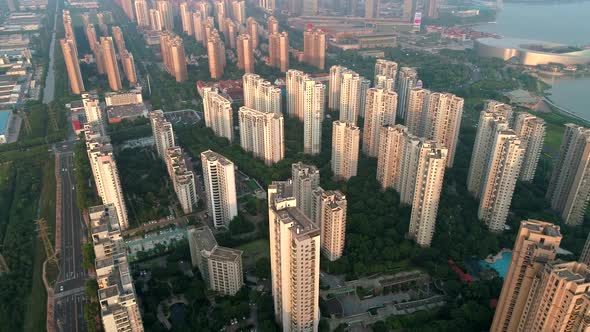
[475,2,590,121]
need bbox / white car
[59,285,64,292]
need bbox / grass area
[237,239,270,269]
[116,147,173,226]
[24,157,56,332]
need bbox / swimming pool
[480,251,512,279]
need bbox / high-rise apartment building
[157,0,174,31]
[165,147,198,214]
[247,17,259,49]
[268,181,320,332]
[490,219,562,332]
[374,59,398,89]
[243,73,281,114]
[546,124,590,226]
[518,261,590,332]
[160,32,188,82]
[149,110,175,159]
[422,92,464,167]
[362,88,397,157]
[85,24,99,52]
[467,103,511,198]
[407,142,447,247]
[232,0,246,25]
[120,50,137,86]
[85,126,129,230]
[424,0,439,18]
[63,10,75,41]
[201,150,238,229]
[338,70,364,124]
[286,69,309,120]
[203,87,233,142]
[179,2,193,36]
[134,0,150,27]
[89,205,144,332]
[60,38,85,95]
[259,0,275,11]
[478,130,525,232]
[396,67,418,120]
[237,34,255,73]
[149,9,163,31]
[83,94,103,125]
[404,88,429,135]
[207,31,226,79]
[328,65,346,111]
[303,80,325,155]
[365,0,380,18]
[188,226,244,295]
[100,37,123,91]
[268,32,289,73]
[514,113,545,181]
[376,125,428,205]
[120,0,135,22]
[111,26,126,53]
[292,162,320,219]
[193,11,204,42]
[331,121,360,180]
[303,28,326,70]
[268,16,279,35]
[214,1,226,33]
[311,188,347,261]
[238,106,285,165]
[224,18,238,49]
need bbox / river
[475,1,590,121]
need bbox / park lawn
[237,239,270,269]
[24,157,56,332]
[543,122,564,155]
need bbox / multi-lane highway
[53,142,88,332]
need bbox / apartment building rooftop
[201,150,234,166]
[189,226,242,261]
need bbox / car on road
[59,285,64,292]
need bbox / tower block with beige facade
[292,162,320,219]
[149,110,175,159]
[423,93,463,167]
[165,147,198,214]
[60,38,85,94]
[238,106,284,166]
[188,226,243,296]
[120,50,137,86]
[242,73,281,114]
[331,121,360,180]
[546,124,590,226]
[490,220,562,332]
[374,59,398,90]
[467,102,511,198]
[100,37,123,91]
[237,34,254,73]
[269,31,289,72]
[478,130,525,232]
[362,88,397,157]
[303,28,326,70]
[201,150,238,229]
[311,188,347,261]
[518,261,590,332]
[514,113,545,181]
[268,181,320,332]
[160,32,188,82]
[303,80,326,155]
[203,87,234,142]
[407,142,447,247]
[207,31,226,79]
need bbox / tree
[255,257,271,279]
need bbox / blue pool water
[480,252,512,279]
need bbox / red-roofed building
[448,259,474,284]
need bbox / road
[42,0,60,104]
[53,142,88,332]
